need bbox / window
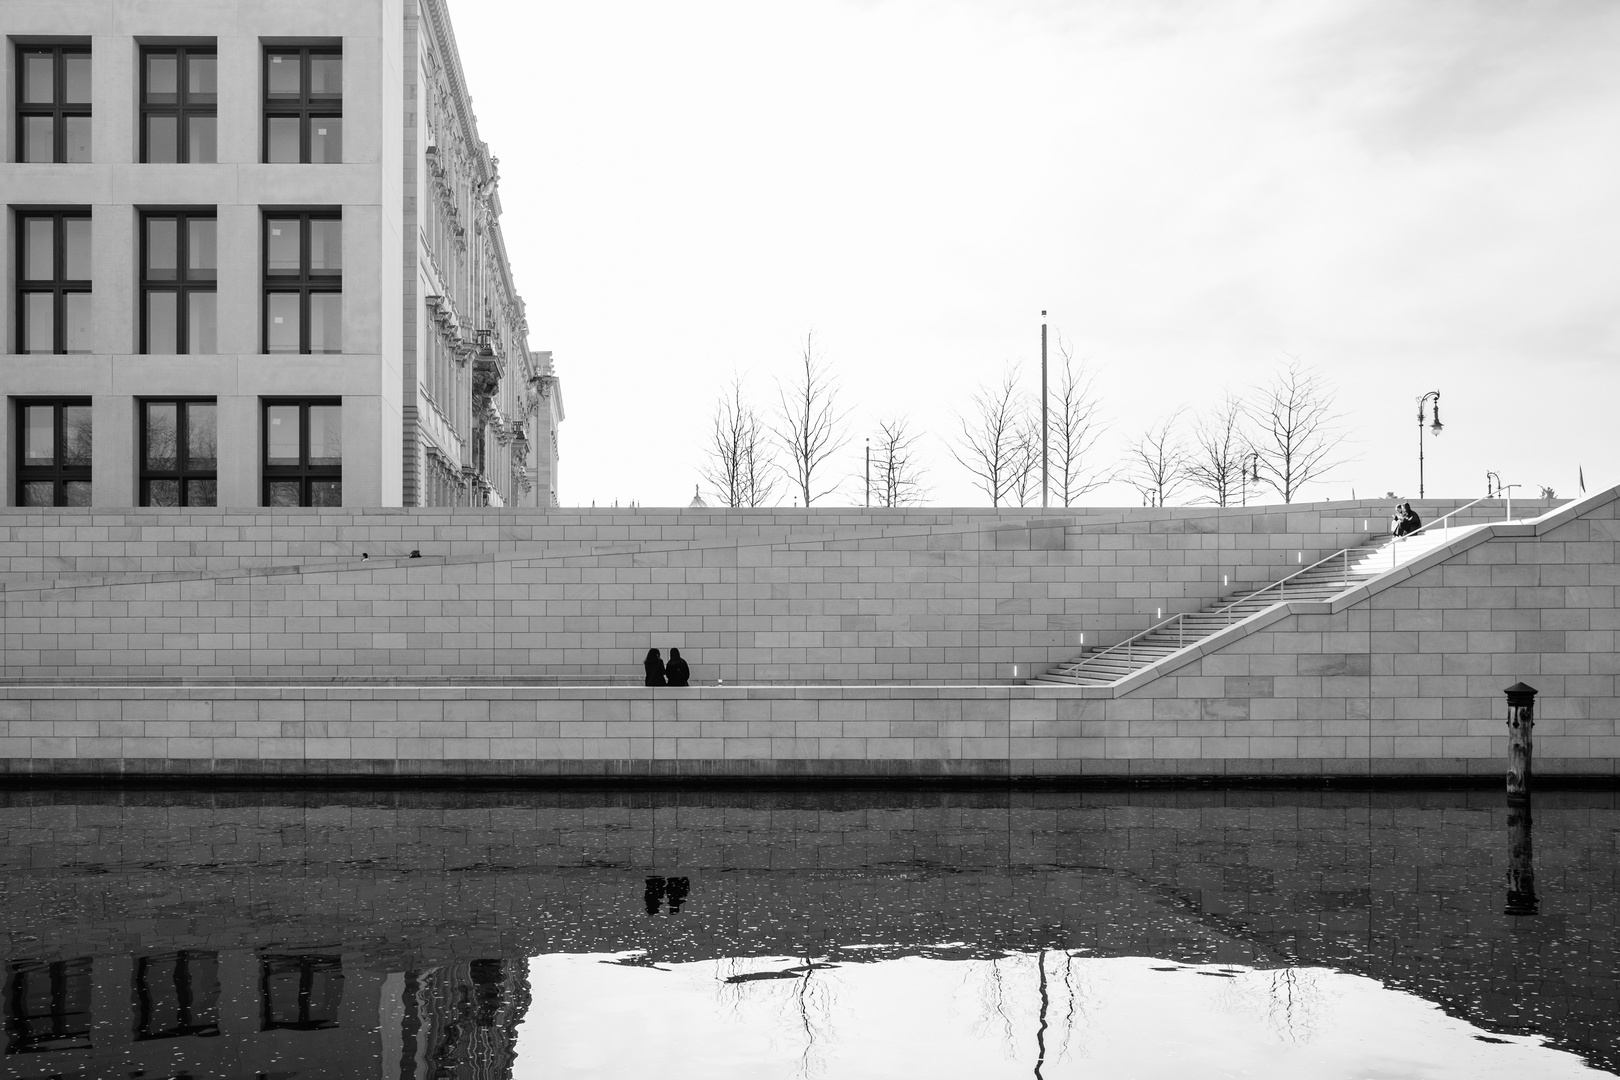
[15,44,90,163]
[263,213,342,354]
[16,211,92,354]
[16,399,92,507]
[137,951,220,1040]
[261,955,343,1030]
[263,399,341,507]
[263,46,341,163]
[141,46,217,163]
[5,958,92,1053]
[141,212,216,353]
[141,400,217,506]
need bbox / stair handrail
[1404,494,1494,540]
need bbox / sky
[449,0,1620,509]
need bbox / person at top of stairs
[1392,502,1422,537]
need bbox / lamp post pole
[1040,310,1049,509]
[1417,390,1442,499]
[865,438,870,509]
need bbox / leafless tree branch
[773,332,850,506]
[1249,357,1350,504]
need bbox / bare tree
[1047,339,1111,506]
[1249,358,1349,504]
[1128,411,1190,507]
[1008,414,1043,507]
[773,332,849,506]
[869,417,929,507]
[702,376,778,508]
[952,370,1026,507]
[1186,392,1249,506]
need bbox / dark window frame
[140,398,218,507]
[15,43,91,163]
[139,44,218,164]
[14,397,92,507]
[262,398,342,507]
[15,210,92,355]
[260,954,343,1031]
[136,950,221,1041]
[140,210,217,354]
[261,45,341,164]
[261,211,342,355]
[5,958,93,1054]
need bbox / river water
[0,786,1614,1078]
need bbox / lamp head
[1430,403,1443,434]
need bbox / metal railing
[1049,497,1514,680]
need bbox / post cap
[1504,681,1538,705]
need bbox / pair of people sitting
[643,648,690,687]
[1392,502,1423,537]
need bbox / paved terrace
[0,490,1613,779]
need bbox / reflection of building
[2,951,532,1080]
[1,0,561,509]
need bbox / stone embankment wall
[0,499,1526,682]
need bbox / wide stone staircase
[1035,529,1459,687]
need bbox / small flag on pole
[1579,466,1586,494]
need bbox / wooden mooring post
[1505,799,1537,916]
[1504,682,1537,802]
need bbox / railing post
[1505,682,1537,802]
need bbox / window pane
[266,293,301,352]
[65,115,92,162]
[146,115,179,163]
[266,220,300,273]
[64,293,94,353]
[23,407,55,465]
[146,218,178,279]
[310,54,342,96]
[64,218,92,280]
[23,481,56,507]
[309,219,342,272]
[23,293,55,354]
[189,292,218,354]
[63,481,93,507]
[147,479,181,507]
[62,406,93,466]
[188,219,217,279]
[145,402,179,469]
[187,479,218,507]
[309,292,343,354]
[146,53,178,102]
[64,53,92,104]
[310,480,342,507]
[23,53,54,103]
[267,52,301,94]
[22,116,54,162]
[266,480,302,507]
[310,117,342,164]
[266,116,300,162]
[188,55,218,101]
[24,219,54,280]
[146,291,178,353]
[188,115,218,163]
[308,405,342,465]
[186,403,218,470]
[266,406,300,465]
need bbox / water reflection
[0,787,1614,1078]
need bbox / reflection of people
[1392,502,1422,538]
[643,648,666,686]
[666,648,690,687]
[664,876,690,913]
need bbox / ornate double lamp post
[1416,391,1443,498]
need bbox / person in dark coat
[643,648,666,686]
[665,648,690,687]
[1393,502,1422,537]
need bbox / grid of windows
[137,951,221,1041]
[263,47,341,164]
[264,399,342,507]
[141,400,218,507]
[16,211,92,355]
[5,958,93,1054]
[261,955,343,1031]
[141,212,217,353]
[264,213,342,354]
[141,45,218,163]
[15,399,92,507]
[15,44,91,163]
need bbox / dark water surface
[0,787,1615,1078]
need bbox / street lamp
[1416,391,1442,499]
[1243,450,1260,506]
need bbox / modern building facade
[0,0,562,509]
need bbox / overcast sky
[451,0,1620,510]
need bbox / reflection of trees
[1215,964,1327,1045]
[968,950,1092,1075]
[714,956,839,1080]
